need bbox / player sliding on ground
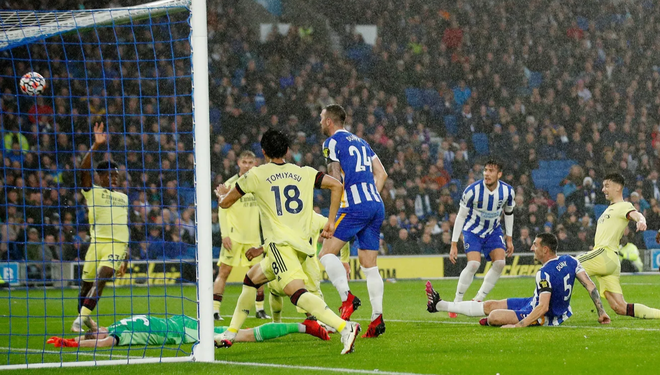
[71,122,129,333]
[427,233,610,327]
[448,159,515,318]
[215,129,360,354]
[47,315,328,348]
[579,173,660,319]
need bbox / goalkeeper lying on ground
[47,314,329,348]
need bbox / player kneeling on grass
[426,233,611,327]
[47,315,328,348]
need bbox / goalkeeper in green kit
[46,315,329,348]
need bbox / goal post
[0,0,214,368]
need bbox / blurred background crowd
[1,0,658,270]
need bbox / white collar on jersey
[481,180,500,194]
[542,256,560,266]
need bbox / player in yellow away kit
[578,173,660,319]
[215,129,361,355]
[245,212,351,326]
[72,122,130,333]
[212,151,270,321]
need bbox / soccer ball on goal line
[19,71,46,96]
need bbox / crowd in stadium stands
[2,0,660,267]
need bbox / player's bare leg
[215,264,270,348]
[319,237,361,320]
[474,248,506,302]
[72,266,114,333]
[359,249,385,338]
[212,263,232,321]
[605,291,660,319]
[451,251,482,318]
[282,278,359,354]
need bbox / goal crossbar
[0,0,191,51]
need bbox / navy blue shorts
[333,205,385,251]
[463,228,505,261]
[507,297,545,326]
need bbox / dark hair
[536,233,558,253]
[324,104,346,125]
[603,172,625,187]
[484,158,504,172]
[261,128,290,159]
[96,161,119,174]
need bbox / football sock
[253,323,301,342]
[228,285,256,334]
[437,300,485,317]
[80,306,93,318]
[628,303,660,319]
[474,259,505,301]
[255,288,265,311]
[269,293,283,323]
[213,294,222,314]
[455,261,480,302]
[320,254,350,302]
[296,292,346,332]
[362,266,384,320]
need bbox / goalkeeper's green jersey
[107,315,227,346]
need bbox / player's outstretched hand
[449,243,458,264]
[321,220,335,239]
[93,122,107,146]
[636,220,647,232]
[222,237,233,251]
[343,262,351,280]
[215,184,230,200]
[245,246,264,261]
[116,261,127,278]
[505,236,514,257]
[598,313,611,325]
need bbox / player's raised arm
[576,269,611,324]
[627,210,647,232]
[80,122,107,190]
[371,155,388,192]
[319,173,343,238]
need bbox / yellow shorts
[261,243,308,291]
[578,248,622,297]
[270,255,323,296]
[218,242,263,268]
[81,241,128,282]
[339,242,350,263]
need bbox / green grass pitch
[1,275,659,375]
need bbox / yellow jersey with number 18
[81,185,129,243]
[235,162,322,256]
[594,201,636,253]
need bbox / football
[19,71,46,96]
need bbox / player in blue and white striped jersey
[448,159,515,316]
[318,104,389,338]
[426,233,610,327]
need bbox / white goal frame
[0,0,214,369]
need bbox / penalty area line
[214,360,427,375]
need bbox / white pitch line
[0,346,146,360]
[621,283,658,285]
[214,360,427,375]
[230,315,660,332]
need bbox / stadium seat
[422,89,441,108]
[471,133,489,155]
[443,115,458,136]
[643,231,659,250]
[405,88,423,109]
[593,204,608,220]
[529,71,543,88]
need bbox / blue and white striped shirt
[460,180,515,238]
